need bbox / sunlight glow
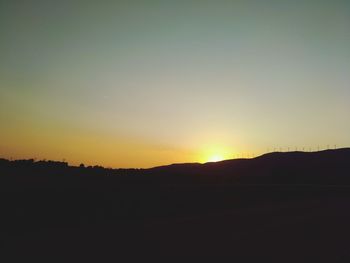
[207,155,225,163]
[198,144,234,163]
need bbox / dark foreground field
[1,185,350,262]
[1,150,350,262]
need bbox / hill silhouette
[147,148,350,184]
[1,148,350,262]
[1,148,350,185]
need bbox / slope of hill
[1,148,350,186]
[147,148,350,185]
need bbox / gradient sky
[1,0,350,168]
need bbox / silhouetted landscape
[1,149,350,262]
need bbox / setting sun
[198,143,234,163]
[207,155,225,163]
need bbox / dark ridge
[1,148,350,186]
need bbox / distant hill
[1,148,350,186]
[145,148,350,185]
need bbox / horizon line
[1,147,349,170]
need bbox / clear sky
[1,0,350,168]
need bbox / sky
[1,0,350,168]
